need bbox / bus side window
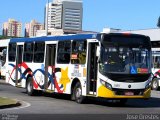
[57,41,71,64]
[8,43,17,62]
[23,42,34,62]
[71,40,86,64]
[33,42,45,63]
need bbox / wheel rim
[75,88,82,100]
[153,81,157,88]
[153,81,158,88]
[27,82,32,93]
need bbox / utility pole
[46,0,49,36]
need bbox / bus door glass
[45,44,56,91]
[16,45,23,86]
[87,42,98,95]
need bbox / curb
[0,102,21,109]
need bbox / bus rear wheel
[151,78,159,90]
[73,82,85,104]
[26,77,35,96]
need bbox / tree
[157,16,160,28]
[0,35,22,39]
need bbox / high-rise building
[45,0,82,35]
[25,20,44,37]
[3,19,22,37]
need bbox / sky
[0,0,160,35]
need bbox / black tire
[26,77,35,96]
[151,78,159,90]
[73,82,85,104]
[71,87,75,101]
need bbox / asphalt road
[0,82,160,115]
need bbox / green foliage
[0,97,17,106]
[0,35,23,39]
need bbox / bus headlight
[100,79,112,90]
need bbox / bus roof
[10,34,101,43]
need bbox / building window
[71,40,87,64]
[8,43,16,62]
[23,42,34,62]
[33,42,45,63]
[57,41,71,64]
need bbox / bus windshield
[100,46,150,74]
[99,34,151,75]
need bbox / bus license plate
[125,92,134,96]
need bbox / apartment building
[3,19,22,37]
[25,20,44,37]
[45,0,83,34]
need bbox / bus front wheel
[151,78,159,90]
[73,82,85,104]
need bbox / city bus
[0,39,9,79]
[151,41,160,90]
[5,33,152,104]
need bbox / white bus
[6,33,152,104]
[0,39,9,79]
[151,41,160,90]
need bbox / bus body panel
[1,62,6,77]
[5,33,152,101]
[7,62,16,86]
[97,72,151,98]
[97,85,151,99]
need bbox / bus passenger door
[87,43,98,95]
[45,44,56,91]
[15,45,23,87]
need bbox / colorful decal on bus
[8,62,70,93]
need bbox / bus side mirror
[96,46,100,63]
[96,46,100,57]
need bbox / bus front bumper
[98,85,151,99]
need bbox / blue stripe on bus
[10,34,100,43]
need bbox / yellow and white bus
[6,33,152,104]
